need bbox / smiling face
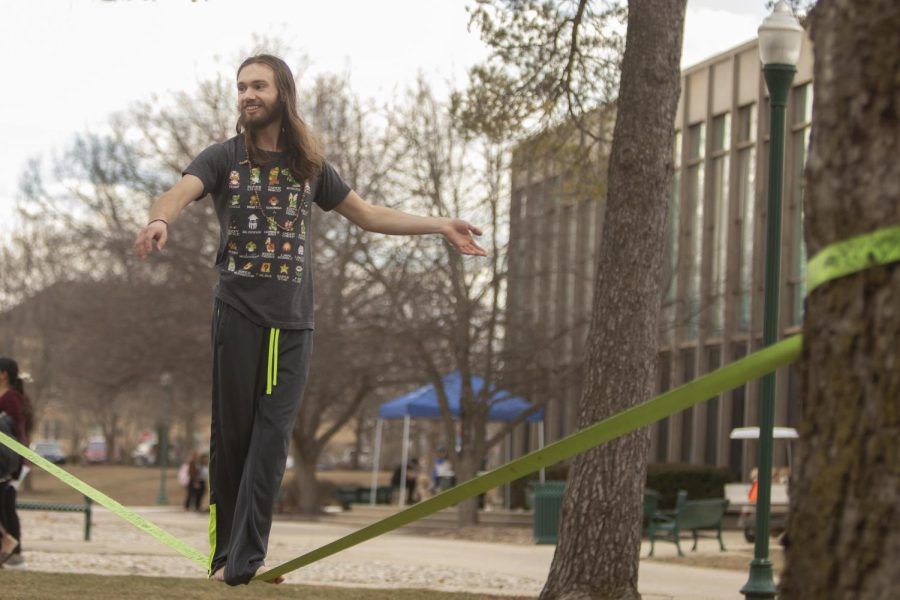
[237,63,283,131]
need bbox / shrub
[646,462,737,509]
[510,461,736,510]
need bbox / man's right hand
[133,174,205,261]
[134,220,168,260]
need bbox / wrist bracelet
[148,218,169,227]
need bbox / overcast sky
[0,0,769,233]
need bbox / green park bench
[334,485,393,510]
[647,491,728,557]
[642,488,661,535]
[17,495,93,541]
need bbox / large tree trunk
[293,451,321,516]
[455,451,480,527]
[540,1,685,598]
[103,410,119,464]
[780,1,900,597]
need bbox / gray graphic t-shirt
[183,135,350,329]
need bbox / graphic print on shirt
[223,162,309,285]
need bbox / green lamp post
[157,372,173,506]
[741,2,803,598]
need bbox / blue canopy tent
[370,372,544,507]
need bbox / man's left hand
[442,219,488,256]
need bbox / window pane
[686,123,705,340]
[712,113,731,152]
[674,130,682,168]
[792,83,812,125]
[687,162,704,339]
[790,127,811,325]
[737,104,756,143]
[711,152,729,336]
[688,123,705,160]
[737,146,756,331]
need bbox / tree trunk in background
[351,414,365,471]
[103,411,118,464]
[183,410,196,455]
[455,452,480,527]
[540,1,685,598]
[780,1,900,597]
[292,451,321,515]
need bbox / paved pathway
[12,507,760,598]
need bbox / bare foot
[1,534,19,556]
[254,564,285,584]
[210,567,225,582]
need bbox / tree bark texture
[292,451,321,516]
[781,1,900,598]
[540,1,685,598]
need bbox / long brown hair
[236,54,323,182]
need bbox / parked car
[30,439,66,464]
[81,438,107,464]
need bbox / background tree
[781,0,900,597]
[346,80,550,526]
[539,1,686,597]
[466,0,685,593]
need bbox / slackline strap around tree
[0,224,895,582]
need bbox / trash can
[532,481,566,544]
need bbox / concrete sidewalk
[17,507,757,598]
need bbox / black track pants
[208,298,313,585]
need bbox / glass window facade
[710,113,730,337]
[686,123,705,340]
[789,83,812,326]
[736,104,757,331]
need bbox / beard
[240,101,283,132]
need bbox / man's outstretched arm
[334,191,488,257]
[133,174,205,260]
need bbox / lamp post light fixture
[741,2,803,598]
[157,372,174,506]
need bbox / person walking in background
[432,446,456,492]
[391,458,420,504]
[181,452,205,512]
[0,358,34,567]
[133,54,485,586]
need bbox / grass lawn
[0,571,506,599]
[648,548,785,573]
[17,465,388,507]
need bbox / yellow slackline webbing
[0,225,894,581]
[0,430,207,569]
[258,223,900,581]
[806,224,900,294]
[257,335,803,580]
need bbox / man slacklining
[133,54,486,585]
